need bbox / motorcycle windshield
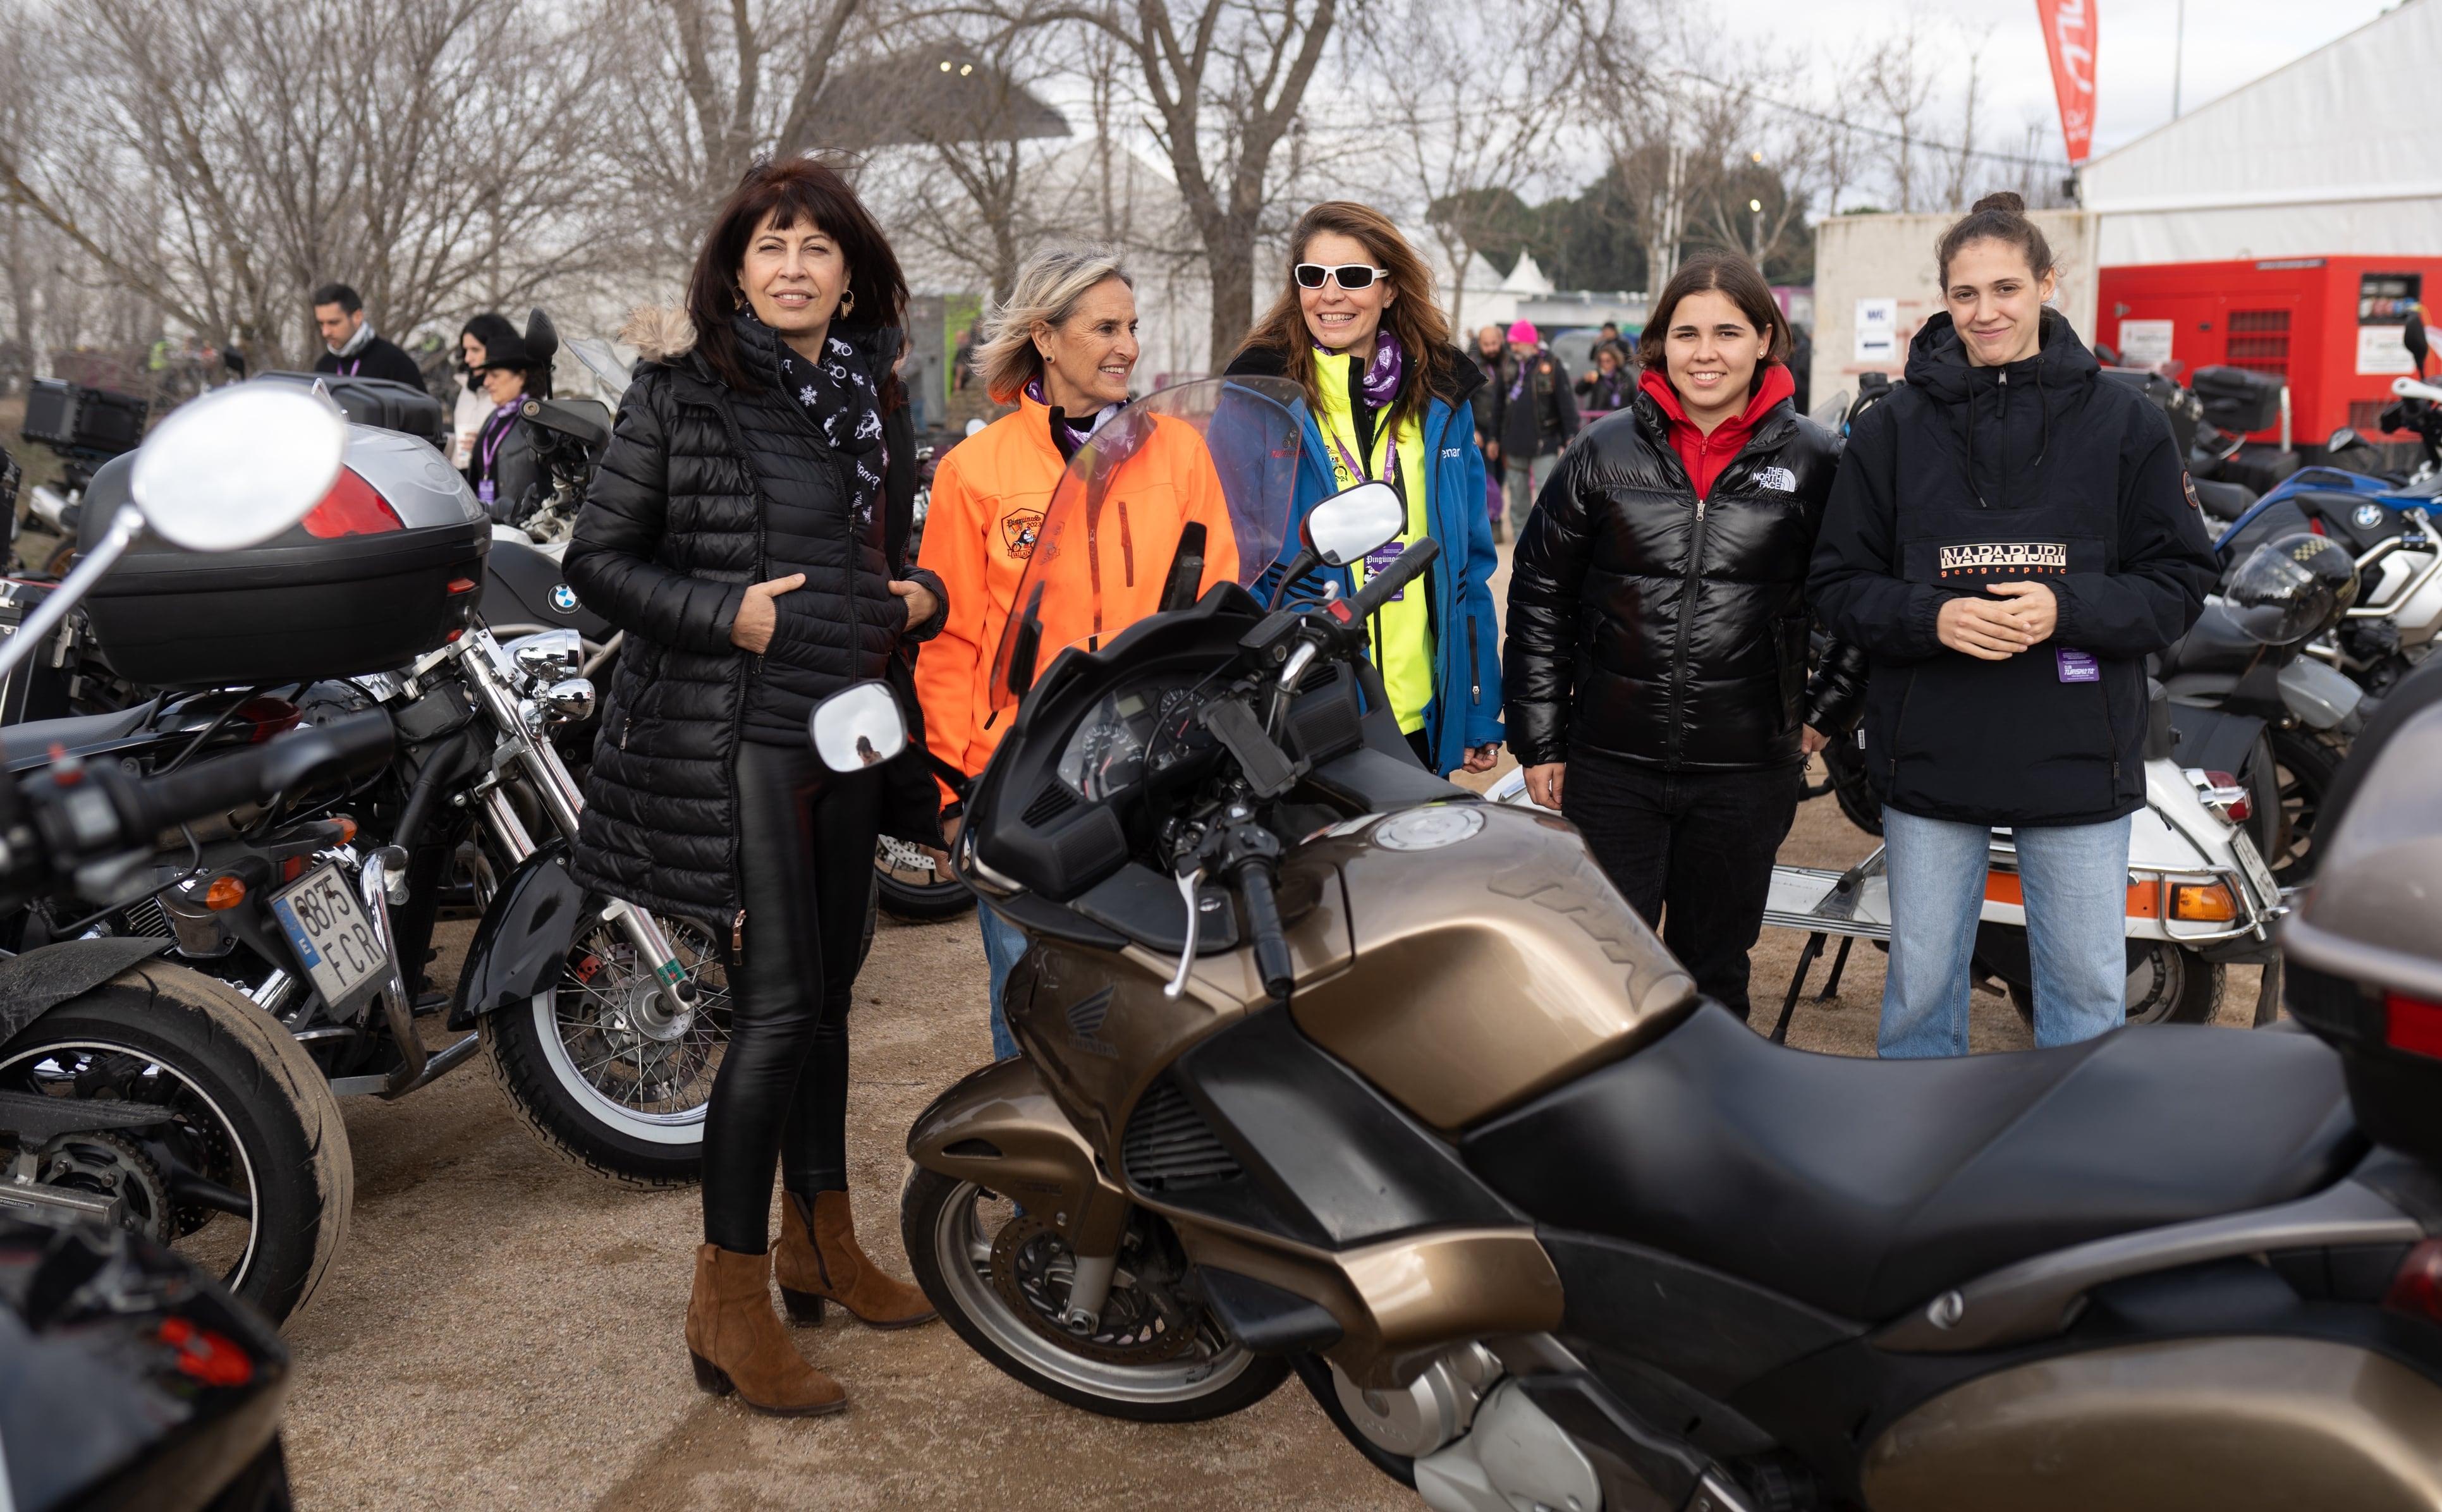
[987,375,1307,710]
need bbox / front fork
[456,632,696,1015]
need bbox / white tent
[2079,0,2442,265]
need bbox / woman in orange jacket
[915,243,1237,1057]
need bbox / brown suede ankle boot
[685,1243,848,1415]
[774,1190,938,1329]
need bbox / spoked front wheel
[483,914,730,1186]
[901,1167,1287,1422]
[874,836,972,921]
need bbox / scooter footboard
[905,1057,1132,1256]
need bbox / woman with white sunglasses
[1224,201,1505,776]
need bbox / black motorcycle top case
[252,370,448,448]
[76,425,489,687]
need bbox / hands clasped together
[1935,581,2058,662]
[730,574,942,654]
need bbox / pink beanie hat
[1506,319,1539,344]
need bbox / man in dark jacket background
[1809,206,2217,1055]
[1470,324,1511,540]
[310,282,426,389]
[1499,319,1577,537]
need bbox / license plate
[271,864,387,1013]
[2232,831,2281,913]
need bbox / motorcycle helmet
[2222,533,2360,645]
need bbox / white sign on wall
[1854,299,1898,363]
[2359,324,2439,376]
[2115,319,2175,370]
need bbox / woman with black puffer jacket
[1506,251,1866,1023]
[563,158,948,1420]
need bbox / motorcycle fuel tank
[1291,802,1697,1131]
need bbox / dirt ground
[281,534,2270,1507]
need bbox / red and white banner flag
[2036,0,2098,164]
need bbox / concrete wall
[1809,210,2101,415]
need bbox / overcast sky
[1704,0,2399,163]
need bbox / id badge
[477,479,496,505]
[1362,540,1407,601]
[2056,647,2100,683]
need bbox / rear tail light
[2171,882,2239,922]
[2185,767,2251,824]
[300,469,405,538]
[2384,991,2442,1059]
[2385,1239,2442,1324]
[446,577,479,595]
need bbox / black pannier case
[76,425,487,688]
[2192,366,2285,435]
[252,371,447,449]
[23,379,148,458]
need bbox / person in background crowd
[1499,319,1577,536]
[455,313,518,472]
[1226,200,1505,777]
[459,315,551,521]
[565,157,950,1418]
[917,243,1239,1063]
[1470,324,1511,541]
[310,283,425,387]
[1790,320,1814,415]
[951,322,977,391]
[1508,252,1864,1023]
[1809,191,2217,1057]
[1575,340,1633,417]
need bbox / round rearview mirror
[131,384,348,552]
[809,680,908,772]
[1303,480,1405,568]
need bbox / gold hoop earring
[837,286,857,317]
[732,283,747,310]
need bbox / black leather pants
[700,740,879,1254]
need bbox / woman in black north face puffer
[563,159,948,1417]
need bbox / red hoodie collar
[1637,363,1795,441]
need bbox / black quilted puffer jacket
[563,310,947,927]
[1505,393,1866,771]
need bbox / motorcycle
[883,375,2442,1510]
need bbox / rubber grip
[1342,535,1441,625]
[1236,863,1295,1001]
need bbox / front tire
[0,962,353,1326]
[901,1166,1288,1422]
[482,914,728,1187]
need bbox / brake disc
[989,1213,1198,1365]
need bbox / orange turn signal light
[204,876,247,911]
[2171,882,2238,922]
[334,815,358,844]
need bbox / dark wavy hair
[1637,252,1793,397]
[685,157,908,406]
[1234,201,1456,433]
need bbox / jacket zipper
[1652,401,1795,767]
[2096,664,2121,793]
[1467,614,1482,704]
[1120,500,1135,587]
[1887,669,1918,784]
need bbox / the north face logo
[1754,466,1797,492]
[1001,510,1044,559]
[1938,541,2068,576]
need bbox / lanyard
[476,404,518,493]
[1323,416,1400,494]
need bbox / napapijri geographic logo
[1936,542,2068,578]
[549,584,580,613]
[1754,465,1798,493]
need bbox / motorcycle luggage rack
[1760,850,1890,1045]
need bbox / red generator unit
[2096,257,2442,449]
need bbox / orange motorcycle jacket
[915,391,1240,794]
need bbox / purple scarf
[1322,332,1405,408]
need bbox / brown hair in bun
[1935,190,2057,288]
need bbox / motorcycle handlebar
[130,712,393,836]
[1233,859,1295,1003]
[1338,535,1440,626]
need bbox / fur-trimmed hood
[618,305,697,364]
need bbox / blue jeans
[979,901,1027,1061]
[1879,807,2132,1058]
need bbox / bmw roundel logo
[549,584,580,613]
[2353,503,2387,530]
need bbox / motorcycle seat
[0,704,159,767]
[1460,1005,2360,1322]
[2156,602,2264,681]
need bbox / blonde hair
[977,243,1135,405]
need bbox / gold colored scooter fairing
[1293,803,1697,1130]
[903,1056,1133,1256]
[1861,1336,2442,1511]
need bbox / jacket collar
[1905,307,2096,403]
[1633,364,1797,448]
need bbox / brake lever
[1163,858,1204,1000]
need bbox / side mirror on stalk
[2407,316,2431,377]
[1265,480,1406,609]
[809,681,907,773]
[0,384,348,686]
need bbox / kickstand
[1770,930,1828,1044]
[1816,936,1855,1001]
[2253,956,2285,1028]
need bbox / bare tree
[1,0,620,370]
[1937,27,1993,212]
[1858,23,1936,213]
[1357,0,1580,334]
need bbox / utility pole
[2171,0,2187,118]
